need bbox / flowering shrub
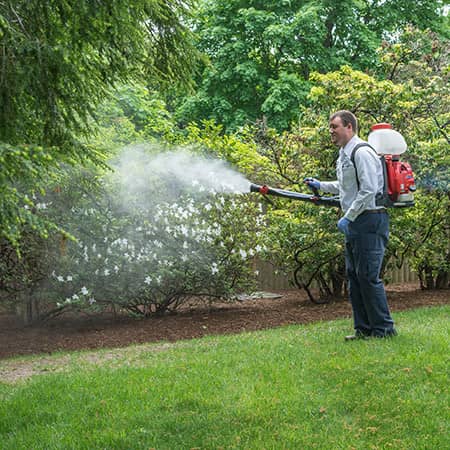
[43,158,265,316]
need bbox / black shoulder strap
[350,142,389,206]
[350,143,377,189]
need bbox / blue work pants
[345,211,396,337]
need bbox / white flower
[114,265,119,273]
[81,286,89,295]
[239,249,247,259]
[255,244,262,253]
[211,263,219,274]
[66,275,73,281]
[204,203,212,211]
[72,294,79,300]
[56,276,64,282]
[144,276,152,285]
[104,269,110,276]
[88,297,96,305]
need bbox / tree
[0,0,199,247]
[377,28,450,288]
[175,0,448,130]
[261,43,449,297]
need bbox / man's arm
[319,180,340,194]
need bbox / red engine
[384,155,416,205]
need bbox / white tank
[368,123,407,155]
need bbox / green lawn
[0,306,449,449]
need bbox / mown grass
[0,306,448,449]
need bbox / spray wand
[249,183,340,208]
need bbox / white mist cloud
[109,144,251,209]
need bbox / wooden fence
[255,259,418,291]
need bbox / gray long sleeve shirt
[320,135,385,221]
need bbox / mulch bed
[0,284,448,359]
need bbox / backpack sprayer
[250,123,416,209]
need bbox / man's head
[329,110,358,147]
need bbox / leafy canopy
[0,0,199,247]
[176,0,448,130]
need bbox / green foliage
[0,143,59,247]
[183,120,274,181]
[10,146,265,319]
[0,0,197,146]
[176,0,447,130]
[0,163,107,322]
[389,192,450,289]
[233,26,448,296]
[92,84,178,149]
[1,307,449,448]
[262,204,345,301]
[261,72,310,130]
[0,0,198,248]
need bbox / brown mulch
[0,284,448,360]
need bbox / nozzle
[249,183,269,195]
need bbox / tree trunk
[16,289,40,325]
[435,270,449,289]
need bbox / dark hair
[330,110,358,133]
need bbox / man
[305,110,397,340]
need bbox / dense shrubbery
[1,147,265,322]
[49,176,265,316]
[1,2,448,323]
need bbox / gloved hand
[303,177,320,190]
[337,217,351,234]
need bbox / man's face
[329,116,354,147]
